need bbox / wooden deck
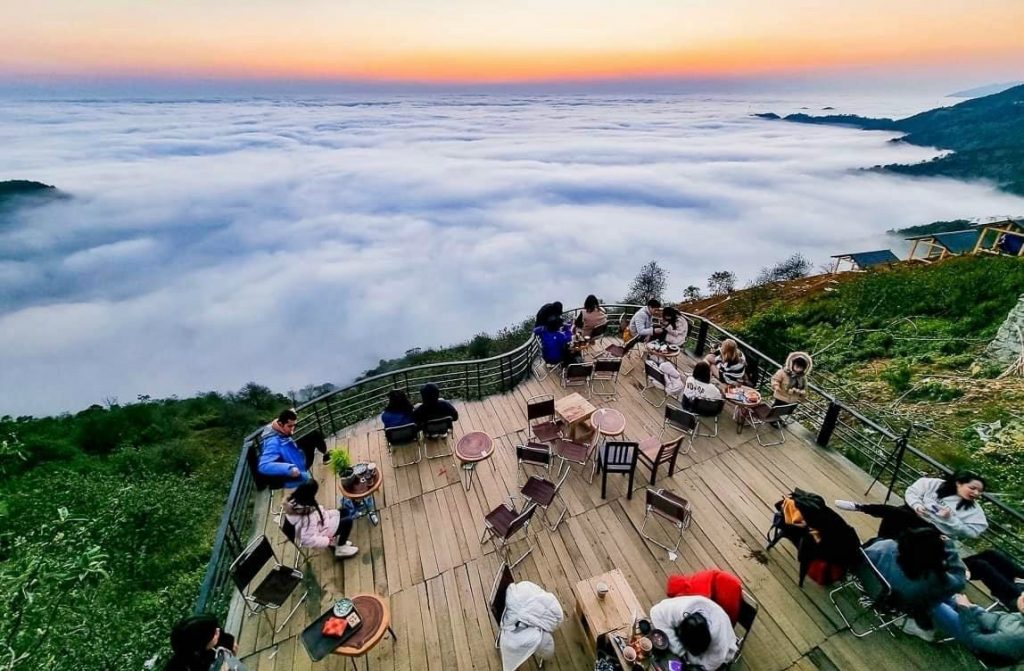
[234,354,983,671]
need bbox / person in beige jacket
[771,351,812,405]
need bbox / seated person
[381,389,416,428]
[257,408,311,488]
[771,352,812,406]
[163,613,244,671]
[930,592,1024,666]
[283,481,358,558]
[533,316,581,368]
[705,338,746,385]
[660,306,689,347]
[666,569,744,625]
[864,527,967,639]
[623,299,664,352]
[534,301,564,327]
[682,361,723,409]
[836,471,988,541]
[577,294,608,338]
[413,382,460,427]
[650,595,738,670]
[964,549,1024,611]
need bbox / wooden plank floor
[235,352,983,671]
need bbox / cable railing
[194,304,1024,616]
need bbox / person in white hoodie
[836,470,988,541]
[650,595,738,670]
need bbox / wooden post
[816,401,842,448]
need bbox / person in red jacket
[665,569,744,625]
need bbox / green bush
[881,361,913,393]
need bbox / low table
[301,594,396,666]
[454,431,494,491]
[339,468,383,526]
[573,568,644,655]
[722,385,764,434]
[590,407,626,438]
[555,392,597,441]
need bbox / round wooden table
[333,594,396,669]
[590,408,626,437]
[454,431,494,491]
[339,467,383,526]
[723,385,764,433]
[645,342,681,361]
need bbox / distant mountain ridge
[948,82,1023,98]
[757,84,1024,195]
[0,180,66,210]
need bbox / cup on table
[638,637,653,654]
[595,582,609,600]
[622,646,637,663]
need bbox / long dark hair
[584,294,600,312]
[936,470,986,510]
[165,614,218,671]
[896,527,947,580]
[692,361,712,384]
[289,481,325,525]
[662,306,680,329]
[385,389,414,415]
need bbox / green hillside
[766,84,1024,195]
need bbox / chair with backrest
[638,488,693,554]
[749,403,798,446]
[601,315,636,375]
[684,397,726,438]
[828,547,903,637]
[518,463,571,532]
[489,563,516,648]
[383,422,423,467]
[661,404,699,451]
[422,415,454,459]
[279,515,313,566]
[725,590,759,668]
[596,441,639,500]
[526,395,563,445]
[591,357,622,399]
[480,502,538,568]
[553,431,599,483]
[516,442,552,486]
[641,360,669,408]
[742,356,761,388]
[636,434,686,489]
[532,333,561,382]
[230,535,308,634]
[562,362,594,396]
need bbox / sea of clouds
[2,92,1023,415]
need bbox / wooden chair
[230,535,308,634]
[481,502,538,568]
[828,547,903,638]
[641,360,669,408]
[596,441,639,500]
[562,362,594,397]
[638,488,692,554]
[590,357,622,399]
[636,434,686,489]
[526,395,563,445]
[422,415,454,459]
[749,403,798,446]
[383,422,423,467]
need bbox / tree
[682,285,702,302]
[707,270,736,296]
[754,253,811,285]
[623,261,668,304]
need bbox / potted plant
[328,446,356,487]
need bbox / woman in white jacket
[650,595,738,670]
[660,306,689,347]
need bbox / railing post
[695,320,709,357]
[816,401,841,447]
[476,362,482,399]
[314,403,326,438]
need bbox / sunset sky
[2,0,1024,86]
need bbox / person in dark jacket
[381,389,416,428]
[413,382,459,427]
[164,614,246,671]
[931,592,1024,665]
[964,549,1024,610]
[534,302,564,327]
[533,315,580,367]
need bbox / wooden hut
[906,229,980,262]
[973,218,1024,256]
[830,249,899,273]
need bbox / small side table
[334,595,396,670]
[339,469,383,526]
[454,431,494,491]
[590,408,626,439]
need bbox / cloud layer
[2,92,1023,415]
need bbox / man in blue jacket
[258,408,311,487]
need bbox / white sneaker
[902,618,936,642]
[335,544,359,558]
[834,500,859,512]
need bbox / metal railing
[194,304,1024,615]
